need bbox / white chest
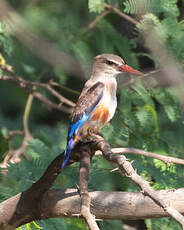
[100,78,117,122]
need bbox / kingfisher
[62,53,142,169]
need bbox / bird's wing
[62,81,105,169]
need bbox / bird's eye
[106,60,115,66]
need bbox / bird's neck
[86,74,117,98]
[105,77,117,99]
[90,70,117,82]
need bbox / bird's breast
[101,79,117,122]
[80,78,117,138]
[91,105,110,125]
[82,86,117,133]
[81,105,110,137]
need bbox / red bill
[120,64,142,75]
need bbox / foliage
[88,0,105,13]
[0,0,184,229]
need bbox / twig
[0,94,33,168]
[23,94,34,136]
[0,73,73,113]
[0,63,75,108]
[8,130,24,137]
[95,147,184,166]
[0,67,73,114]
[79,150,99,230]
[49,79,80,96]
[70,9,112,41]
[104,3,139,25]
[122,69,161,88]
[45,84,75,107]
[31,91,72,113]
[96,140,184,229]
[0,130,24,170]
[113,147,184,166]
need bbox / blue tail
[62,137,75,169]
[62,114,90,169]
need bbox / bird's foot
[84,138,93,144]
[89,133,104,142]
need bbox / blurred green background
[0,0,184,229]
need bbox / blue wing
[61,82,105,169]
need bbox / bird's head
[92,53,142,78]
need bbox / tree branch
[0,64,74,114]
[104,3,138,25]
[79,148,99,230]
[70,9,112,41]
[95,147,184,166]
[95,140,184,229]
[2,187,184,230]
[1,140,184,229]
[0,94,33,168]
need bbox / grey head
[91,53,142,78]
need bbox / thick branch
[1,188,184,230]
[0,142,92,229]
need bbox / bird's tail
[62,114,89,169]
[62,138,74,169]
[62,135,80,169]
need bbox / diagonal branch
[95,140,184,229]
[104,3,138,25]
[70,9,112,41]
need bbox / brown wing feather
[71,82,105,124]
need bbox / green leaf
[88,0,105,13]
[144,104,160,137]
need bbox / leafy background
[0,0,184,229]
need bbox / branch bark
[1,140,184,230]
[79,148,99,230]
[0,71,73,114]
[95,147,184,166]
[95,140,184,228]
[1,188,184,230]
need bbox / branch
[0,65,74,113]
[95,140,184,229]
[104,3,139,25]
[95,147,184,166]
[1,140,184,229]
[2,188,184,230]
[70,9,112,41]
[31,91,72,113]
[79,148,99,230]
[0,94,33,168]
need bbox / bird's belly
[80,100,116,138]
